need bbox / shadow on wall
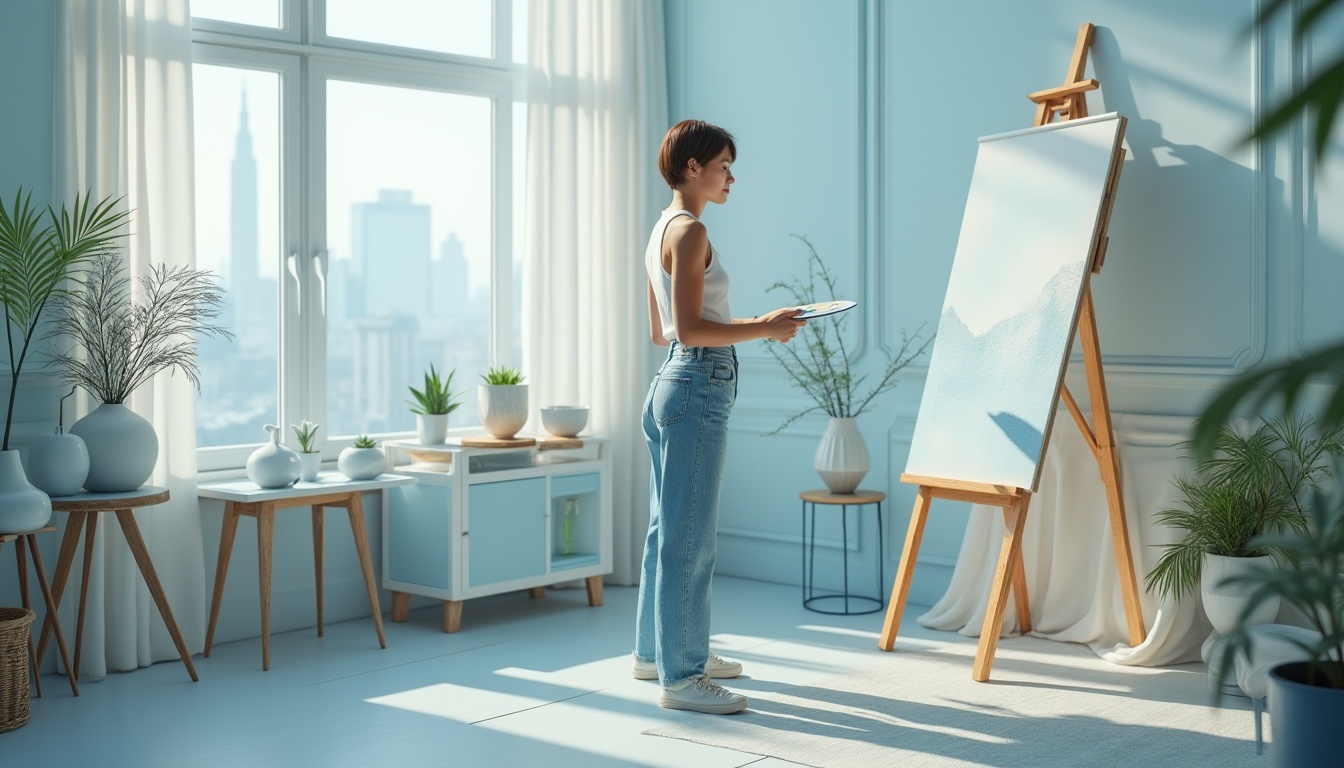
[1088,26,1278,370]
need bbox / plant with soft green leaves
[408,364,460,415]
[352,435,377,449]
[481,366,525,385]
[291,420,320,453]
[1214,457,1344,692]
[0,189,130,450]
[1146,415,1344,601]
[762,234,931,435]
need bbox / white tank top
[644,209,731,342]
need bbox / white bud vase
[247,424,301,489]
[0,450,52,533]
[814,417,869,494]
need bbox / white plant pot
[814,417,869,494]
[478,384,528,439]
[299,452,322,483]
[1201,552,1280,634]
[70,403,159,492]
[247,424,301,489]
[26,431,90,497]
[416,413,449,445]
[338,446,386,481]
[0,450,52,533]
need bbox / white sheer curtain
[54,0,204,677]
[522,0,668,584]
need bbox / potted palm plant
[763,234,932,493]
[408,363,460,445]
[478,366,527,440]
[1145,416,1344,636]
[1212,458,1344,766]
[49,251,231,492]
[0,189,128,531]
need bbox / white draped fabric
[917,411,1214,667]
[522,0,668,584]
[54,0,205,677]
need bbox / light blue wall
[666,0,1344,606]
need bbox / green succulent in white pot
[478,366,527,440]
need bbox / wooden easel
[877,23,1146,682]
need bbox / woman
[633,120,806,715]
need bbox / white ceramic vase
[814,417,869,494]
[338,446,386,481]
[478,384,528,439]
[416,413,449,445]
[26,429,90,497]
[247,424,301,489]
[1201,552,1280,634]
[70,403,159,492]
[299,452,321,482]
[0,450,52,533]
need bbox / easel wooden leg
[973,492,1031,682]
[879,486,932,651]
[205,504,240,657]
[1003,508,1032,634]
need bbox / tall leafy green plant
[0,189,130,450]
[407,364,460,415]
[1146,415,1344,600]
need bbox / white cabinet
[380,438,612,632]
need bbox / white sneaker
[632,652,743,680]
[659,674,748,714]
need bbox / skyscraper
[351,189,432,324]
[229,92,276,353]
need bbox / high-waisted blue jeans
[634,342,738,686]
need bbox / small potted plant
[338,435,385,481]
[478,366,527,440]
[1145,415,1344,634]
[408,364,460,445]
[291,419,321,482]
[763,234,931,493]
[1212,456,1344,764]
[50,251,232,492]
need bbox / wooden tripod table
[197,473,415,670]
[36,487,199,682]
[1,526,78,696]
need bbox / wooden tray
[538,437,584,451]
[459,435,537,448]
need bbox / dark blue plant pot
[1268,661,1344,767]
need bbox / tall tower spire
[229,88,262,349]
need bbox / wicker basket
[0,607,34,733]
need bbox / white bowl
[540,406,589,438]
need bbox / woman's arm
[667,220,805,346]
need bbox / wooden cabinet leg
[528,587,545,599]
[391,591,410,622]
[585,575,604,607]
[443,600,463,633]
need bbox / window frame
[192,0,525,473]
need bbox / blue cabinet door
[387,482,451,590]
[467,477,547,587]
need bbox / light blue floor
[4,576,955,768]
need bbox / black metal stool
[800,489,886,615]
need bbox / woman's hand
[758,307,807,342]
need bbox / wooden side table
[0,526,78,696]
[800,489,887,615]
[36,487,199,682]
[197,473,415,670]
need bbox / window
[191,1,526,470]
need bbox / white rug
[646,635,1265,767]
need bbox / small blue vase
[27,429,90,497]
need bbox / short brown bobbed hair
[657,120,737,188]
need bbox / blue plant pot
[1268,661,1344,767]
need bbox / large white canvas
[905,113,1126,492]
